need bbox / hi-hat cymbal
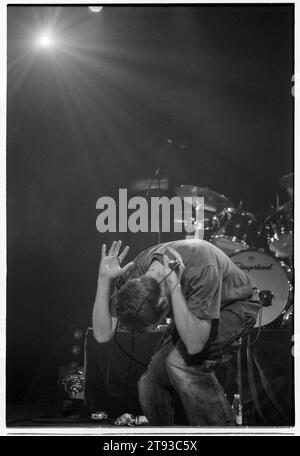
[175,185,234,212]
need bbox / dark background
[7,5,294,404]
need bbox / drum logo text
[234,262,274,273]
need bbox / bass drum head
[230,250,291,328]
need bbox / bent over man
[92,239,260,426]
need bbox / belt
[201,353,234,370]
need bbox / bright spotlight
[88,6,103,13]
[36,33,55,49]
[40,35,51,47]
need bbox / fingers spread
[102,243,107,257]
[119,245,129,263]
[106,240,129,260]
[114,240,122,257]
[108,241,117,256]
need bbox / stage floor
[6,398,120,428]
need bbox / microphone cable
[104,261,181,396]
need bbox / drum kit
[175,172,294,329]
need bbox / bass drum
[230,250,293,328]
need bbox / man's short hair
[116,275,161,331]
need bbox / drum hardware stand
[245,334,266,423]
[233,334,289,425]
[156,167,162,244]
[276,193,280,210]
[236,338,242,400]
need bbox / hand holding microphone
[163,248,185,293]
[168,259,181,271]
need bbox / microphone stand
[145,139,172,245]
[145,165,162,245]
[156,166,161,244]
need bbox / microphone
[168,260,181,271]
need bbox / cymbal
[175,185,203,198]
[130,176,169,192]
[174,217,211,224]
[279,172,293,189]
[175,185,234,212]
[267,200,293,221]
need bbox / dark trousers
[138,301,257,426]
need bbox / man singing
[92,239,260,426]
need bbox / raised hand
[98,240,132,283]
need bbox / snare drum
[230,250,293,328]
[210,208,261,256]
[264,203,293,258]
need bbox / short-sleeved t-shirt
[111,239,260,320]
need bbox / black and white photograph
[3,2,297,436]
